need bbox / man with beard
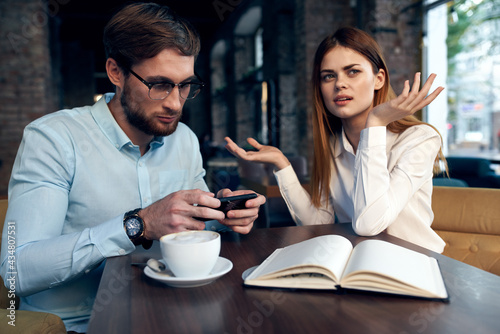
[0,3,265,333]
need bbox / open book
[243,235,448,300]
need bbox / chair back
[445,157,500,188]
[432,177,468,187]
[432,186,500,275]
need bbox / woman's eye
[348,69,360,76]
[322,74,335,81]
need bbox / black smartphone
[194,193,258,221]
[217,193,258,213]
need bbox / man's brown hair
[103,2,200,70]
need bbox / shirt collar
[331,128,354,158]
[332,126,398,158]
[90,93,164,151]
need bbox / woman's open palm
[224,137,290,170]
[366,73,444,128]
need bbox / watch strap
[124,208,152,249]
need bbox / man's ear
[374,69,385,91]
[106,58,124,88]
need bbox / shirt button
[85,269,90,274]
[118,249,126,255]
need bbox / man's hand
[216,188,266,234]
[139,189,225,240]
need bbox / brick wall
[370,0,423,93]
[233,35,258,144]
[262,1,297,154]
[0,0,59,196]
[293,0,356,161]
[210,42,229,144]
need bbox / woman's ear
[106,58,124,88]
[374,69,386,91]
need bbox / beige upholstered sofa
[0,199,66,333]
[431,186,500,276]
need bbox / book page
[245,235,353,284]
[340,240,448,299]
[244,272,342,290]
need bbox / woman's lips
[334,95,353,106]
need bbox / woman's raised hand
[366,72,444,128]
[224,137,291,170]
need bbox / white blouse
[274,125,445,253]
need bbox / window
[424,0,500,158]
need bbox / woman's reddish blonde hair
[310,27,445,207]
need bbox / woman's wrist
[365,114,387,128]
[275,155,291,170]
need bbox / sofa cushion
[432,186,500,276]
[0,309,66,333]
[435,230,500,275]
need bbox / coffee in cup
[160,230,221,278]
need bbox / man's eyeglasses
[128,68,204,100]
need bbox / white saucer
[144,257,233,288]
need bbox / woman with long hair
[225,27,446,253]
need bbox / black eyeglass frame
[127,68,205,100]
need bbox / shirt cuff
[274,164,301,188]
[359,126,386,150]
[90,215,136,257]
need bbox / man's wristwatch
[123,208,153,249]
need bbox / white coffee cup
[160,230,221,278]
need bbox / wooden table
[87,224,500,334]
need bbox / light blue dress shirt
[0,93,224,332]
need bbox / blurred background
[1,0,499,197]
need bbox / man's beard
[120,85,181,137]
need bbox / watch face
[125,217,143,238]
